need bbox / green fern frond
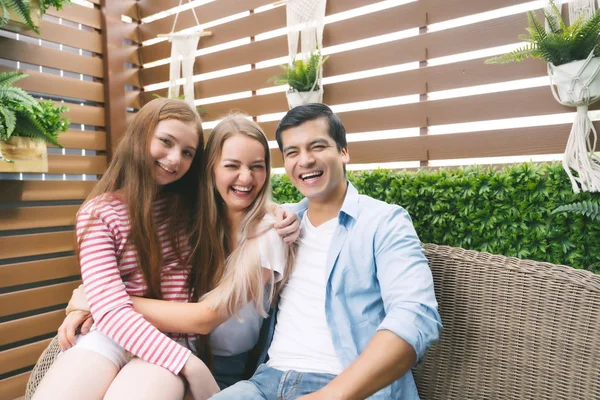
[0,1,9,27]
[485,44,540,64]
[5,0,38,33]
[0,86,39,108]
[12,108,61,147]
[0,106,17,137]
[0,71,28,88]
[553,201,600,221]
[486,0,600,66]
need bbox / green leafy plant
[485,1,600,66]
[553,200,600,221]
[271,163,600,273]
[0,71,68,159]
[0,0,71,34]
[268,51,329,92]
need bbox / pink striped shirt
[76,194,192,374]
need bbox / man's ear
[341,146,350,165]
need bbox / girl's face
[213,133,267,214]
[149,119,199,186]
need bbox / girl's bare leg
[31,348,118,400]
[104,357,186,400]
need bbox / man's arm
[302,207,442,400]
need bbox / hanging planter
[286,88,323,109]
[268,51,328,109]
[0,137,48,173]
[486,0,600,193]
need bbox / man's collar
[291,181,359,221]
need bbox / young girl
[49,114,297,395]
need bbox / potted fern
[486,1,600,193]
[0,71,69,172]
[1,0,72,34]
[269,51,328,109]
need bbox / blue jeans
[212,352,249,390]
[210,364,336,399]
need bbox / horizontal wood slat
[0,372,30,400]
[0,231,75,261]
[270,122,589,168]
[0,311,63,347]
[47,154,107,174]
[62,104,105,127]
[0,37,103,78]
[52,130,107,150]
[0,67,104,103]
[125,89,142,110]
[0,181,96,202]
[46,3,102,29]
[0,205,78,231]
[0,339,52,376]
[258,85,577,140]
[140,4,286,65]
[422,0,532,24]
[121,0,139,22]
[125,67,142,88]
[141,1,424,85]
[0,256,80,289]
[36,18,103,53]
[0,281,81,317]
[138,0,275,40]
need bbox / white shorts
[62,326,195,369]
[64,327,133,369]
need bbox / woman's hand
[274,207,300,244]
[65,284,90,314]
[57,310,94,351]
[180,354,220,399]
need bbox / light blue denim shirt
[258,182,442,399]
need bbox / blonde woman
[61,114,297,393]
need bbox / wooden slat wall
[0,1,141,398]
[137,0,595,169]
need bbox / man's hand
[65,284,90,314]
[57,310,93,351]
[274,207,300,244]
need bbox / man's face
[280,118,349,201]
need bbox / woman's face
[213,133,267,213]
[149,119,199,186]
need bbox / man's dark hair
[275,103,347,152]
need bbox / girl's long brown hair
[78,98,205,300]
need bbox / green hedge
[271,163,600,272]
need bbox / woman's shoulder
[78,193,127,220]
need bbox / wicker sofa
[25,244,600,399]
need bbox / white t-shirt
[209,225,286,357]
[267,215,344,375]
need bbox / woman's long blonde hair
[79,98,205,300]
[189,114,296,319]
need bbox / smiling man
[211,103,442,400]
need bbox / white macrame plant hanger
[285,0,327,108]
[546,0,600,192]
[158,0,210,109]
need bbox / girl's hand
[274,207,300,244]
[66,283,90,314]
[180,354,220,400]
[57,310,93,351]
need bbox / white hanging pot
[548,56,600,106]
[286,88,323,109]
[547,52,600,193]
